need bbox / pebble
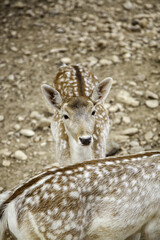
[122,116,131,124]
[157,113,160,122]
[145,131,153,142]
[8,74,15,81]
[38,117,51,128]
[116,90,139,107]
[130,146,144,154]
[145,90,159,100]
[0,187,4,192]
[130,141,139,147]
[135,74,146,82]
[122,127,139,135]
[0,115,4,122]
[0,149,11,157]
[145,100,159,109]
[60,57,71,64]
[13,124,21,131]
[87,56,98,66]
[2,160,11,167]
[14,150,27,161]
[112,55,120,64]
[109,105,119,113]
[123,1,133,10]
[99,59,112,66]
[20,129,35,137]
[30,111,43,119]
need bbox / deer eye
[63,114,69,119]
[91,110,96,116]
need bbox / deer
[41,64,116,166]
[0,150,160,240]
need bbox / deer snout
[79,136,92,146]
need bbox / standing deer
[0,150,160,240]
[41,64,113,166]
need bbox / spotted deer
[41,64,113,166]
[1,150,160,240]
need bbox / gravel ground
[0,0,160,239]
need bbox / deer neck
[68,136,93,164]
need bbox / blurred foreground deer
[41,64,115,166]
[1,150,160,240]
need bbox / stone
[87,56,98,66]
[0,149,11,157]
[116,90,139,107]
[8,74,15,81]
[50,48,68,53]
[157,113,160,122]
[145,131,153,142]
[38,118,51,128]
[99,59,112,66]
[2,160,11,167]
[123,1,133,10]
[60,57,71,64]
[145,100,159,109]
[130,146,144,154]
[109,105,119,113]
[149,40,158,48]
[0,115,4,122]
[112,55,120,63]
[14,150,27,161]
[13,124,21,131]
[135,74,146,81]
[130,141,139,147]
[122,116,131,124]
[30,111,43,119]
[122,128,139,135]
[145,90,159,100]
[0,187,4,192]
[20,129,35,137]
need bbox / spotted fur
[42,64,112,166]
[0,151,160,240]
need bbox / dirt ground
[0,0,160,239]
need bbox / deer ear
[41,84,62,110]
[90,77,113,103]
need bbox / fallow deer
[0,150,160,240]
[41,64,113,166]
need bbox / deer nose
[79,137,92,146]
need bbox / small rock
[145,90,159,100]
[38,118,51,128]
[135,74,146,82]
[157,113,160,122]
[145,131,153,142]
[20,129,35,137]
[13,124,21,131]
[8,74,14,81]
[112,55,120,63]
[2,160,11,167]
[99,59,112,66]
[109,105,119,113]
[0,187,4,192]
[14,150,27,161]
[0,149,11,157]
[130,141,139,147]
[130,146,144,154]
[149,40,158,48]
[10,46,18,52]
[145,100,159,109]
[0,115,4,122]
[50,48,68,53]
[123,1,133,10]
[112,134,129,143]
[17,116,25,121]
[122,116,131,124]
[30,111,43,119]
[60,57,71,64]
[116,90,139,107]
[87,56,98,66]
[122,128,139,135]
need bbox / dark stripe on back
[73,65,84,96]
